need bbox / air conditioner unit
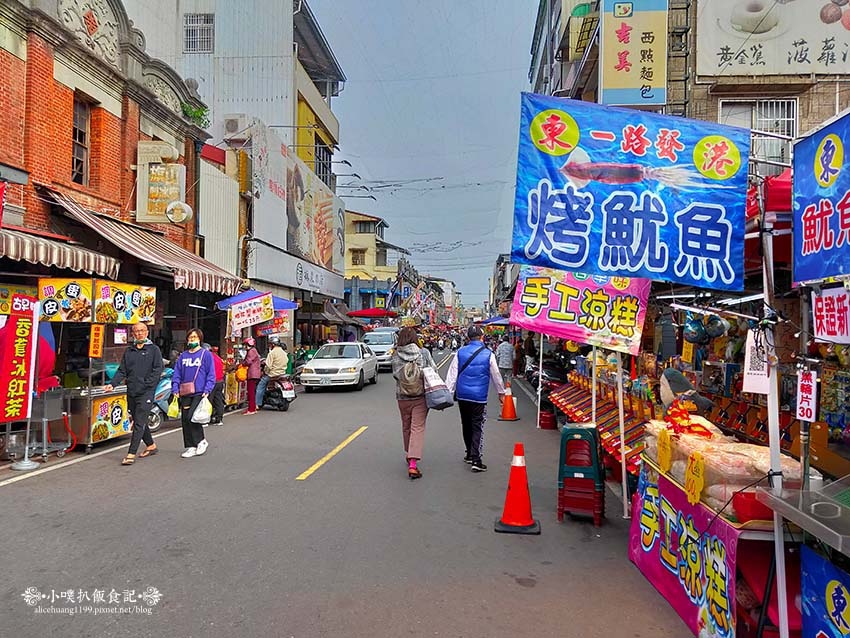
[223,114,253,141]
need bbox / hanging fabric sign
[512,93,750,291]
[510,265,650,355]
[812,287,850,344]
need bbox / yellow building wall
[294,61,339,167]
[345,212,377,279]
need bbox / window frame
[376,248,387,267]
[314,136,333,188]
[351,249,366,266]
[183,13,215,54]
[718,97,797,176]
[72,96,91,186]
[354,221,374,234]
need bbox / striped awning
[44,189,243,295]
[0,227,120,278]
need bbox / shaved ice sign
[512,92,750,291]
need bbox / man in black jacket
[106,323,163,465]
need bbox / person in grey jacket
[391,327,436,479]
[495,335,515,384]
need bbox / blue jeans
[256,375,269,408]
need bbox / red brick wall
[9,30,202,257]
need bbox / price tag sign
[657,428,672,473]
[684,452,705,506]
[681,340,694,365]
[796,370,818,423]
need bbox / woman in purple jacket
[171,328,216,458]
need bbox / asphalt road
[2,349,688,638]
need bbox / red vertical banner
[89,324,105,358]
[0,293,40,423]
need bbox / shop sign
[0,294,39,423]
[89,324,105,358]
[249,242,345,298]
[38,278,93,322]
[254,310,292,337]
[684,452,705,506]
[629,466,738,638]
[90,394,131,443]
[742,330,770,395]
[230,293,274,334]
[513,93,750,291]
[509,265,651,355]
[599,0,668,106]
[93,280,157,324]
[813,287,850,344]
[657,428,672,473]
[135,141,185,223]
[682,340,695,365]
[796,370,818,423]
[249,121,344,275]
[697,1,850,77]
[0,285,37,315]
[801,545,850,638]
[793,109,850,283]
[376,297,385,308]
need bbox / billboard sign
[250,121,344,275]
[697,0,850,76]
[599,0,668,106]
[513,93,750,291]
[793,108,850,283]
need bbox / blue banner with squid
[512,92,751,291]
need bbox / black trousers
[127,393,155,455]
[210,381,225,423]
[179,395,206,448]
[458,400,487,462]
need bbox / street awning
[0,226,120,278]
[217,290,298,311]
[44,188,243,295]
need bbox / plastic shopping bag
[167,396,180,419]
[423,367,453,411]
[191,397,212,424]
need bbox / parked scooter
[148,366,173,432]
[261,375,296,411]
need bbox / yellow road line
[296,426,368,481]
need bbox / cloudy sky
[309,0,539,306]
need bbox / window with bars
[314,137,333,187]
[184,14,214,53]
[72,97,90,186]
[376,249,387,267]
[719,99,797,176]
[351,249,366,266]
[355,221,375,234]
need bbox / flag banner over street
[512,93,750,291]
[793,108,850,284]
[510,265,651,355]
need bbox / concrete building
[123,0,349,346]
[530,1,850,176]
[489,253,518,316]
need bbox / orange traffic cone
[498,382,520,421]
[494,442,541,535]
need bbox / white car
[300,342,379,392]
[362,331,397,371]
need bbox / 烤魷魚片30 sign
[512,93,750,291]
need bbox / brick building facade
[1,0,209,251]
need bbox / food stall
[39,277,157,452]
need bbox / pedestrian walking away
[107,322,163,466]
[205,343,226,425]
[242,336,262,414]
[496,334,515,385]
[446,325,506,472]
[172,328,216,458]
[524,333,537,373]
[256,337,289,409]
[391,327,436,480]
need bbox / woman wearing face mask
[171,328,216,458]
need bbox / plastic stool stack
[557,425,605,527]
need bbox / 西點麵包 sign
[599,0,668,106]
[0,294,39,423]
[510,266,651,355]
[93,280,157,324]
[230,293,275,334]
[38,278,93,322]
[629,466,738,638]
[697,0,850,76]
[801,545,850,637]
[812,286,850,344]
[793,108,850,284]
[512,93,750,291]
